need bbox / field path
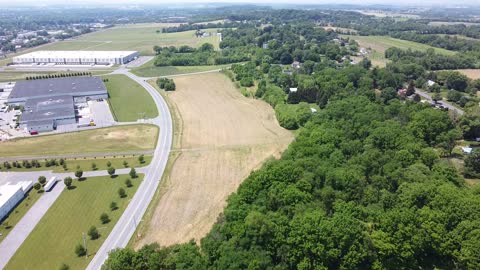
[135,72,293,248]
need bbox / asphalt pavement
[415,88,465,115]
[85,69,172,270]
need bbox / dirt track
[135,72,293,247]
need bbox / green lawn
[0,125,158,158]
[0,189,43,244]
[0,155,152,172]
[103,74,158,121]
[38,27,221,56]
[131,60,231,77]
[5,175,142,270]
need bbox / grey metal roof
[9,76,107,100]
[21,95,75,123]
[26,119,54,127]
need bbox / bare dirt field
[135,72,293,248]
[455,69,480,80]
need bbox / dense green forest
[103,8,480,270]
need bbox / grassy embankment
[0,124,158,158]
[103,74,158,121]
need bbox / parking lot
[0,98,116,140]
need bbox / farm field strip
[134,72,293,248]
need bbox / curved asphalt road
[86,69,172,270]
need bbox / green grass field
[131,60,231,77]
[0,155,153,173]
[0,124,158,158]
[342,35,456,66]
[41,27,221,55]
[5,175,142,270]
[0,189,42,244]
[103,74,158,121]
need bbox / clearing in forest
[135,72,293,248]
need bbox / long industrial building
[8,76,108,132]
[12,50,139,65]
[0,181,33,221]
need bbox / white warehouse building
[0,181,33,221]
[12,50,139,65]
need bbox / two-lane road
[86,69,173,270]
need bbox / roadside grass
[0,155,153,172]
[103,74,158,121]
[128,82,181,248]
[5,174,143,270]
[0,124,158,158]
[0,189,43,244]
[131,61,231,77]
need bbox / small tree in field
[59,263,70,270]
[75,244,86,257]
[118,188,126,198]
[123,160,128,168]
[129,168,137,179]
[100,213,110,224]
[125,178,132,188]
[75,169,83,179]
[107,161,112,167]
[33,182,41,191]
[91,163,97,170]
[38,176,46,185]
[108,167,116,177]
[62,163,68,171]
[64,177,73,189]
[88,226,99,240]
[138,154,145,164]
[110,201,118,211]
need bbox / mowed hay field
[41,26,221,55]
[455,69,480,80]
[135,72,293,247]
[0,124,158,157]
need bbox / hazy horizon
[1,0,480,7]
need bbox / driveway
[415,88,465,115]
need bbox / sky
[0,0,479,6]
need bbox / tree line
[103,9,480,270]
[25,72,92,80]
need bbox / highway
[85,69,173,270]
